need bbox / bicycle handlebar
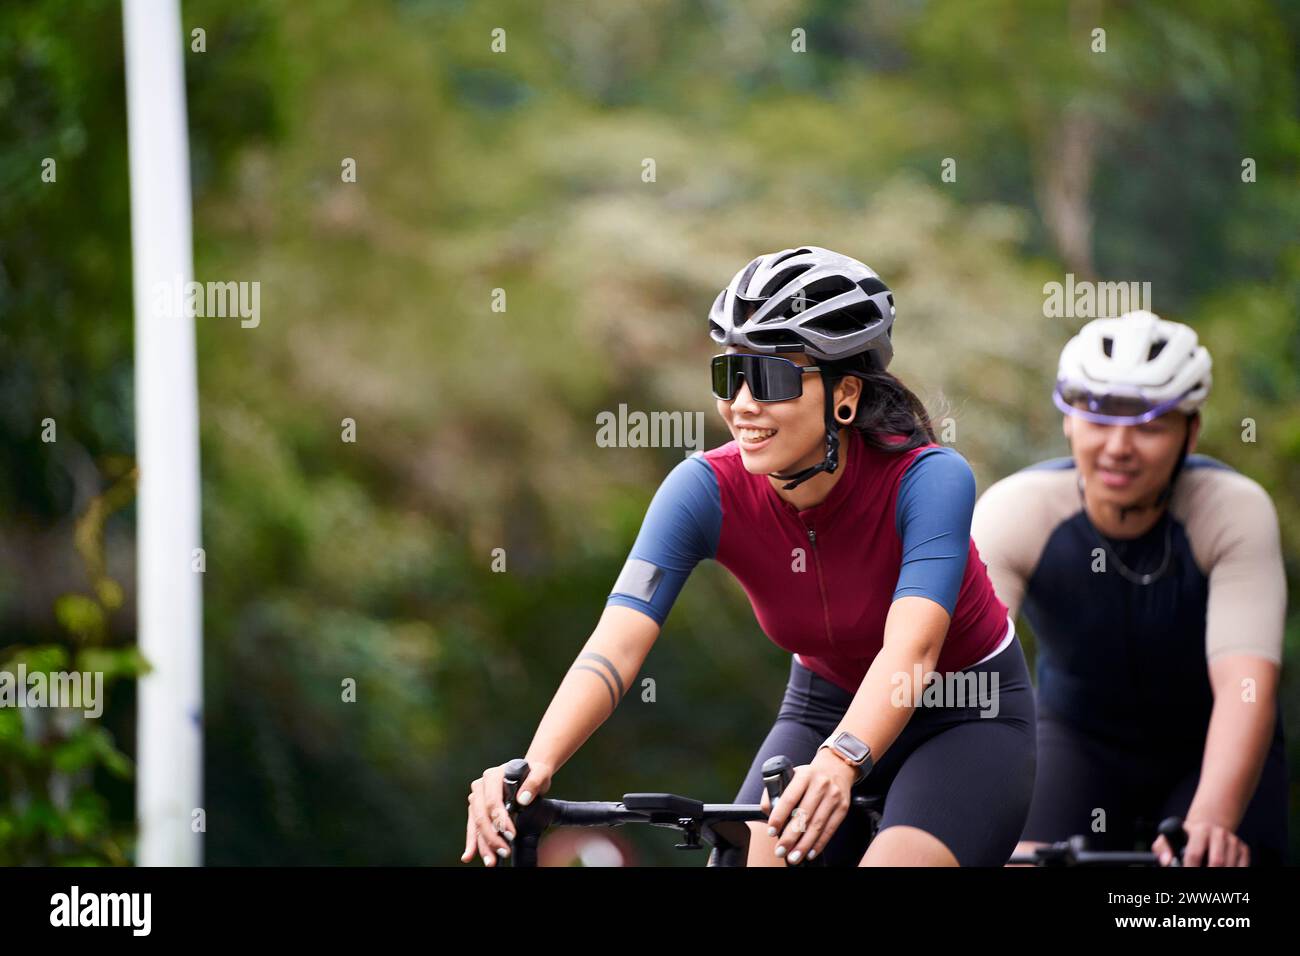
[1006,818,1190,867]
[499,756,880,867]
[500,757,1186,867]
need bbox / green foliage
[0,642,137,865]
[0,454,144,863]
[1,0,284,865]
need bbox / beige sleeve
[1175,469,1287,664]
[971,470,1074,620]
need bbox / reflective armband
[610,557,665,604]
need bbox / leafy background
[1,0,1296,864]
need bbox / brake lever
[762,755,824,866]
[1157,816,1188,867]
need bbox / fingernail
[788,850,802,863]
[497,846,510,858]
[774,845,786,858]
[503,831,515,842]
[807,849,816,860]
[768,826,777,837]
[518,790,533,805]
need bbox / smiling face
[716,346,859,477]
[1063,407,1199,510]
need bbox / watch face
[835,732,869,763]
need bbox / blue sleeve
[891,447,975,616]
[605,453,721,626]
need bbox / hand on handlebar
[762,752,857,865]
[462,760,554,866]
[1155,817,1249,867]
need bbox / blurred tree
[0,0,284,861]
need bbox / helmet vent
[769,249,809,267]
[1147,340,1167,361]
[806,314,866,337]
[737,298,763,322]
[745,329,801,348]
[760,265,813,298]
[1102,336,1114,358]
[780,274,856,315]
[804,299,882,337]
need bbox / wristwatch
[818,730,873,785]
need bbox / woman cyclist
[973,311,1288,866]
[463,246,1036,867]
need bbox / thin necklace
[1076,477,1172,586]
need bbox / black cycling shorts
[1021,707,1288,865]
[732,636,1037,866]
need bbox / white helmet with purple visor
[1054,310,1212,426]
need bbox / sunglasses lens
[711,356,737,400]
[712,355,804,401]
[749,356,801,401]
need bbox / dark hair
[823,354,937,452]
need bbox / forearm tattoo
[570,651,627,716]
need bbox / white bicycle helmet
[708,246,896,367]
[1054,311,1212,425]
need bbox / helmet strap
[1154,413,1195,507]
[770,370,842,491]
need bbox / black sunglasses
[711,353,823,402]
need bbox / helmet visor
[1053,383,1188,426]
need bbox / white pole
[122,0,203,866]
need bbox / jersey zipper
[803,520,835,651]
